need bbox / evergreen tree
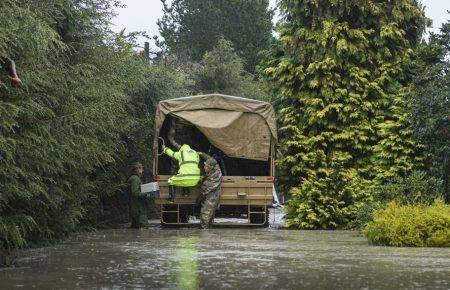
[408,17,450,201]
[193,38,269,100]
[0,0,189,264]
[264,0,427,228]
[157,0,274,72]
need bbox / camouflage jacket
[201,163,222,197]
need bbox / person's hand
[161,144,166,150]
[9,76,22,87]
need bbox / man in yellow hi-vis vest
[162,143,201,201]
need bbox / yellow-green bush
[363,201,450,247]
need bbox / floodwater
[1,210,449,289]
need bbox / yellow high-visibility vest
[163,144,200,179]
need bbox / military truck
[152,94,277,226]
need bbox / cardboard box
[141,182,160,198]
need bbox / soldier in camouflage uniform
[128,162,149,229]
[199,157,222,229]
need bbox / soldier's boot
[200,221,208,229]
[169,186,176,202]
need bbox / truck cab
[152,94,277,226]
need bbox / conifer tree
[157,0,273,72]
[264,0,427,228]
[0,0,189,263]
[193,38,268,100]
[408,17,450,201]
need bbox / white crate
[140,182,160,193]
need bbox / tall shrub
[264,0,427,228]
[408,18,450,201]
[0,0,174,263]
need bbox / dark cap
[130,161,143,169]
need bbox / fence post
[144,42,150,60]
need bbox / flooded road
[1,215,449,289]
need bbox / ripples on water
[1,209,449,289]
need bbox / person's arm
[3,58,22,87]
[198,152,212,161]
[168,120,181,150]
[129,175,146,198]
[163,147,182,162]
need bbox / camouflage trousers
[200,195,219,229]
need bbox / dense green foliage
[363,201,450,247]
[352,19,450,243]
[370,171,444,205]
[193,38,269,100]
[351,171,444,229]
[0,0,189,264]
[1,0,275,264]
[358,19,450,247]
[157,0,274,100]
[1,0,448,260]
[264,0,427,229]
[157,0,274,72]
[408,19,450,201]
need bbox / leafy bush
[363,201,450,247]
[371,171,444,205]
[349,199,382,229]
[351,171,444,229]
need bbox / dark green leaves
[0,0,188,263]
[157,0,274,72]
[264,0,427,229]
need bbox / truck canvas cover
[154,94,277,161]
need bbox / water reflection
[172,236,199,290]
[0,227,449,289]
